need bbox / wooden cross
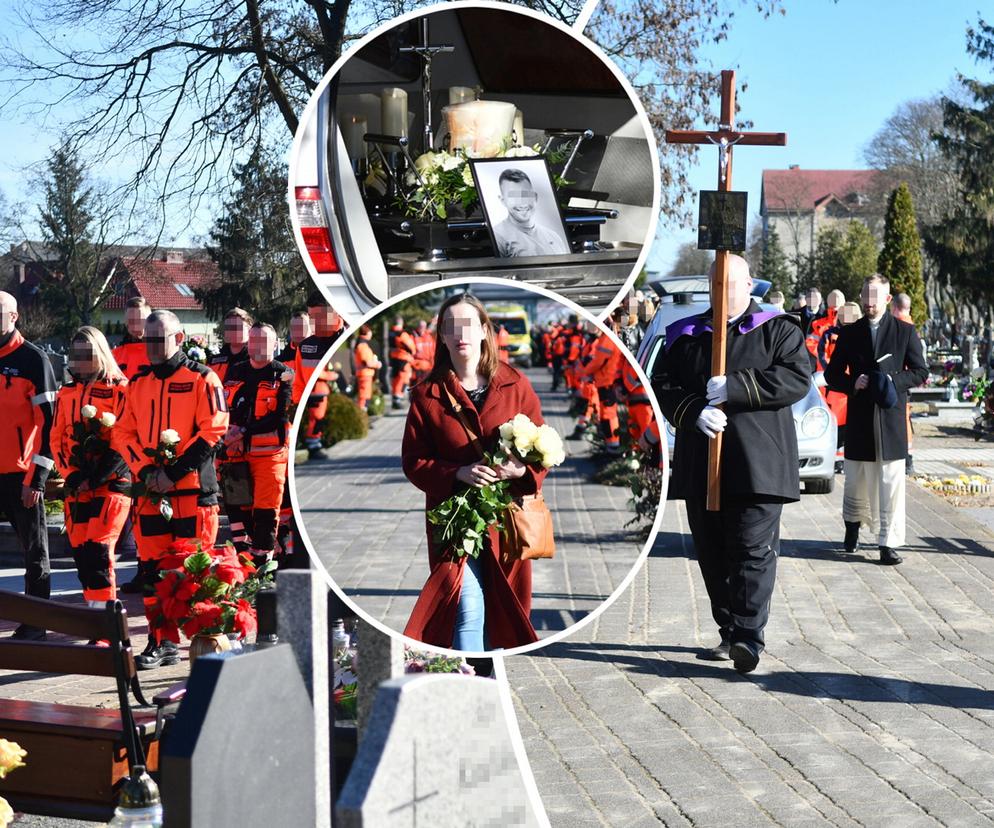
[665,70,787,511]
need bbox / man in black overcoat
[824,275,927,565]
[652,255,810,673]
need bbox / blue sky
[645,0,990,274]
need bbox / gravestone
[160,645,315,828]
[356,623,404,739]
[337,674,541,827]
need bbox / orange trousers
[357,372,375,410]
[628,401,653,443]
[391,362,412,397]
[134,493,219,640]
[224,449,288,552]
[65,488,131,602]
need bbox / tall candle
[341,114,367,160]
[381,88,408,138]
[449,86,475,105]
[513,110,525,147]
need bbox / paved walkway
[507,428,994,826]
[294,367,645,639]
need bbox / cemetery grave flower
[427,414,565,559]
[149,540,275,643]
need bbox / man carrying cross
[651,256,809,672]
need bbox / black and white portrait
[471,158,571,259]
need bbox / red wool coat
[401,363,549,649]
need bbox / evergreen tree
[927,17,994,314]
[199,147,310,330]
[878,183,926,325]
[35,143,117,340]
[814,221,878,301]
[758,228,791,295]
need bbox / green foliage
[927,17,994,310]
[878,183,926,326]
[199,147,309,330]
[813,221,878,301]
[321,393,369,446]
[427,481,511,559]
[667,242,713,276]
[366,391,386,417]
[758,228,792,295]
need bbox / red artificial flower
[214,555,248,586]
[181,602,224,638]
[233,599,257,638]
[154,571,179,599]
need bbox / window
[174,283,194,297]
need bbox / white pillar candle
[513,110,525,147]
[449,86,475,105]
[341,114,367,160]
[381,88,408,138]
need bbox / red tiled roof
[104,257,220,310]
[761,169,881,212]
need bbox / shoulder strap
[441,382,485,459]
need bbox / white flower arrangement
[80,404,97,419]
[498,414,566,469]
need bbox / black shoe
[119,575,145,594]
[11,624,47,642]
[730,642,760,674]
[843,520,860,554]
[697,641,731,661]
[391,398,403,410]
[308,446,330,461]
[834,460,845,474]
[879,546,903,565]
[566,425,587,441]
[135,639,180,670]
[905,456,916,476]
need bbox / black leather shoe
[307,446,330,461]
[11,624,47,641]
[135,639,180,670]
[730,642,760,674]
[119,575,145,594]
[843,521,860,554]
[697,641,731,661]
[879,546,903,565]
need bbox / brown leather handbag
[442,381,555,562]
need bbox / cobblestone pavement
[506,426,994,826]
[293,366,647,639]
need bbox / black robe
[651,300,811,502]
[824,312,927,462]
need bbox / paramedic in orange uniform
[354,326,382,411]
[113,310,229,669]
[277,310,311,365]
[293,292,344,458]
[112,296,152,380]
[0,291,57,641]
[52,327,131,606]
[496,324,511,363]
[580,325,623,453]
[208,307,252,383]
[411,319,435,385]
[222,323,292,565]
[388,317,417,409]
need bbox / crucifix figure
[399,17,454,153]
[666,69,787,511]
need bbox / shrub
[322,393,369,446]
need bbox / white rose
[461,165,475,187]
[498,421,515,442]
[511,417,540,454]
[160,429,181,446]
[440,153,463,172]
[80,405,97,419]
[533,424,563,460]
[503,145,539,158]
[414,151,438,173]
[99,412,116,428]
[541,448,566,469]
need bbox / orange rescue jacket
[0,330,57,488]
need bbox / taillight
[295,187,339,273]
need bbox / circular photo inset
[288,2,660,320]
[290,279,667,655]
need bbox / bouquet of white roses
[66,404,117,492]
[140,428,182,520]
[427,414,565,559]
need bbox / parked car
[289,5,658,318]
[637,275,838,494]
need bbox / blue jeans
[453,553,486,651]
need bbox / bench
[0,591,183,820]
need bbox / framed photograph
[470,157,571,259]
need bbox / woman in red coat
[402,293,548,651]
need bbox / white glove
[814,371,827,388]
[696,406,728,438]
[706,375,728,406]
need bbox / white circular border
[286,0,663,326]
[288,275,670,659]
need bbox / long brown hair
[429,293,500,383]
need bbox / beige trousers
[842,409,906,548]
